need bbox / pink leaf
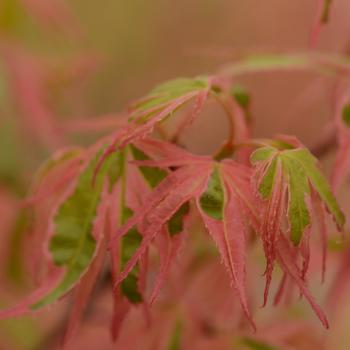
[110,165,209,244]
[261,161,286,306]
[171,88,209,141]
[197,168,256,331]
[113,174,206,288]
[150,227,187,305]
[276,234,329,329]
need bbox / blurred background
[1,0,350,349]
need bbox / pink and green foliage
[251,138,344,304]
[1,55,348,344]
[3,1,350,348]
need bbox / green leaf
[284,149,345,229]
[281,155,310,244]
[342,104,350,127]
[31,148,120,309]
[252,144,344,245]
[258,157,278,199]
[131,145,167,188]
[200,167,224,220]
[253,148,311,245]
[130,76,209,123]
[250,146,275,164]
[120,207,143,303]
[168,202,190,236]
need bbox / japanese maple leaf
[112,77,211,146]
[94,75,235,174]
[251,137,345,309]
[110,139,259,330]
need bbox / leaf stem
[210,91,235,160]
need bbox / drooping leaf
[251,141,344,321]
[113,144,260,328]
[276,234,329,328]
[111,163,211,288]
[281,154,311,245]
[114,170,208,289]
[284,148,344,230]
[256,156,286,304]
[31,147,119,309]
[62,188,109,346]
[198,162,258,330]
[251,145,344,246]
